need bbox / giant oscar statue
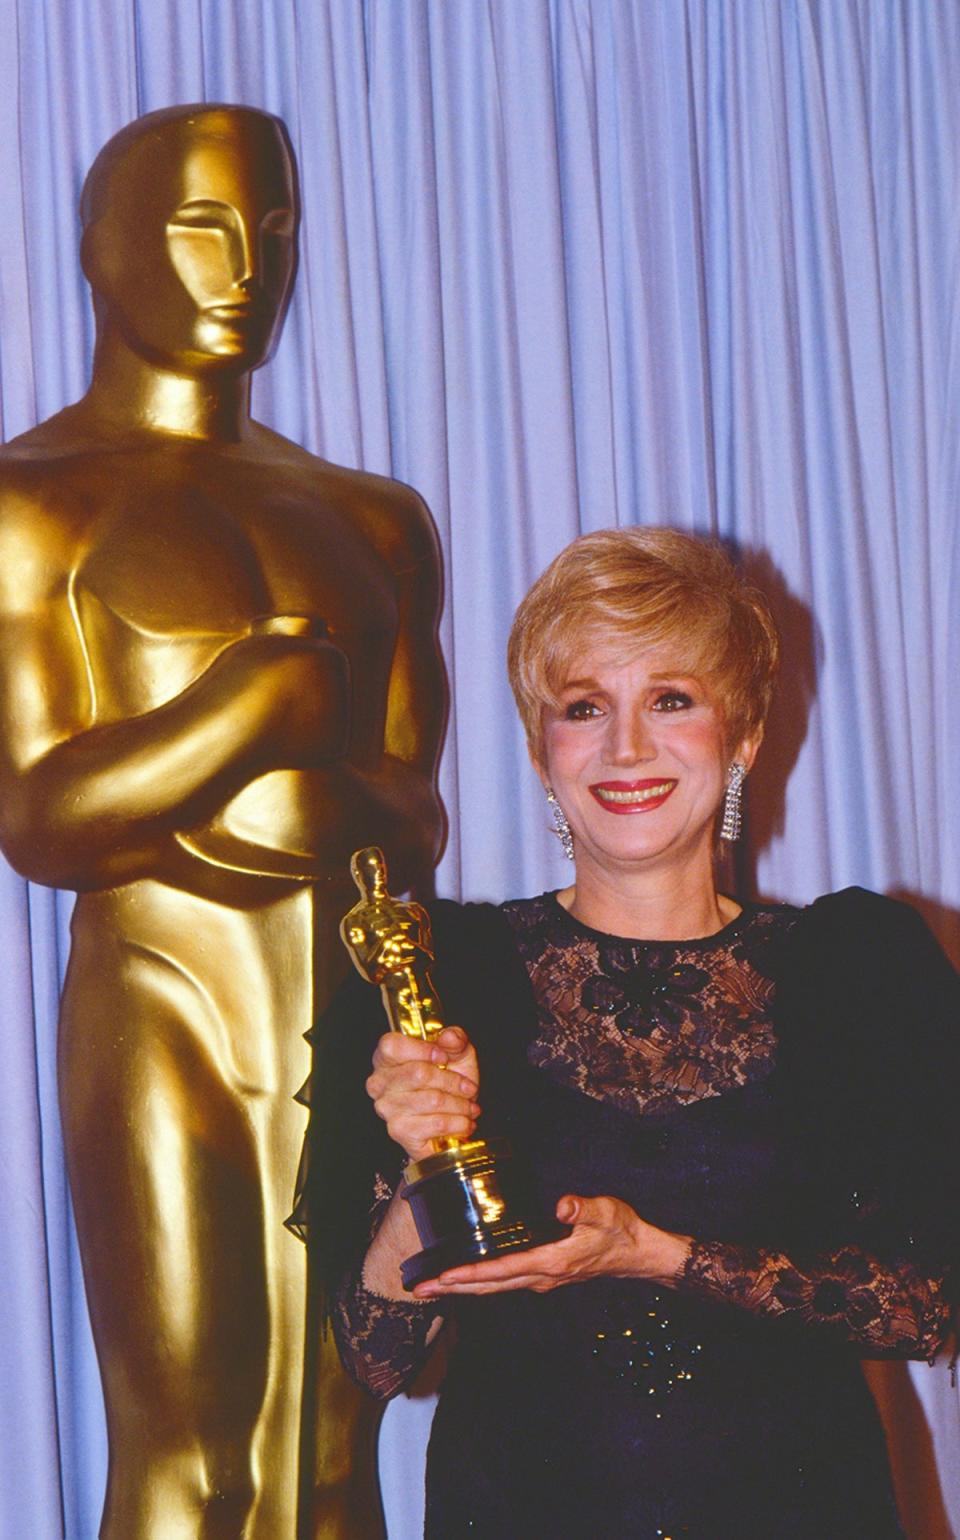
[0,105,445,1538]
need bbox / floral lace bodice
[501,893,794,1116]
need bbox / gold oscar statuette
[341,847,566,1289]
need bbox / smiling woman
[313,528,960,1538]
[510,528,777,939]
[536,653,742,934]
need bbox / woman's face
[536,643,755,884]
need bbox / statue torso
[0,419,425,886]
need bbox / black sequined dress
[313,889,960,1539]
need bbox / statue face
[85,111,299,374]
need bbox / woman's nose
[607,708,655,766]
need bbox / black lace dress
[322,891,957,1539]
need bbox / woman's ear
[734,732,762,775]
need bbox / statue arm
[0,562,349,889]
[343,926,422,983]
[339,491,447,892]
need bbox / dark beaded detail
[591,1292,703,1411]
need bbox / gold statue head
[80,104,299,376]
[349,846,388,902]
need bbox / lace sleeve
[677,1239,951,1362]
[331,1178,444,1400]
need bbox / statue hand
[222,630,351,768]
[341,924,420,984]
[376,934,426,971]
[249,613,328,640]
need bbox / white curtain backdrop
[1,2,958,1536]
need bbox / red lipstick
[588,778,678,814]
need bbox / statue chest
[74,472,397,714]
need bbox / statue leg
[60,883,385,1538]
[60,947,277,1538]
[306,901,388,1540]
[309,1329,385,1538]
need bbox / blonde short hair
[507,527,779,762]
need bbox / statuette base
[400,1137,568,1290]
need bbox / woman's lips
[588,779,677,813]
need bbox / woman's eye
[563,698,602,721]
[651,690,694,713]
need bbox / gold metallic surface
[343,845,467,1160]
[0,105,445,1538]
[342,846,446,1042]
[343,849,567,1292]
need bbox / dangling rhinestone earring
[720,761,746,842]
[545,787,575,860]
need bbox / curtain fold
[0,3,957,1535]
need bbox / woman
[311,529,959,1537]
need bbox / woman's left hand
[411,1194,692,1298]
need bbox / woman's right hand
[366,1025,481,1164]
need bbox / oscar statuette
[341,847,567,1289]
